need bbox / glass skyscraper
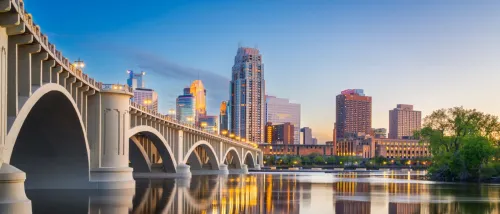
[126,70,158,111]
[176,88,196,125]
[229,47,265,143]
[189,80,207,121]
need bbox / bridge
[0,0,263,212]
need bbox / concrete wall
[0,24,7,164]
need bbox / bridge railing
[130,102,259,149]
[9,0,103,91]
[101,84,133,94]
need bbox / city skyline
[26,0,500,143]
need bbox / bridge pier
[229,164,249,174]
[88,85,135,189]
[175,163,192,178]
[0,164,32,214]
[88,189,135,214]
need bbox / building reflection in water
[24,172,500,214]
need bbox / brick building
[336,89,372,139]
[265,122,295,144]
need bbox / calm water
[25,171,500,214]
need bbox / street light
[241,138,246,142]
[201,122,207,128]
[235,136,241,140]
[221,130,228,135]
[168,109,175,115]
[73,58,85,70]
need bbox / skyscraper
[126,70,145,89]
[230,47,265,143]
[336,89,372,139]
[127,70,158,111]
[301,127,313,145]
[190,80,207,120]
[265,95,301,144]
[219,101,229,134]
[389,104,421,139]
[176,88,196,125]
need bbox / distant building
[326,141,334,145]
[265,122,294,144]
[389,104,421,139]
[312,138,318,145]
[230,47,265,143]
[126,70,145,89]
[336,89,372,139]
[259,144,335,156]
[189,80,207,121]
[265,96,301,144]
[375,138,430,159]
[199,115,218,134]
[133,88,158,111]
[219,101,229,134]
[127,70,158,111]
[176,88,196,125]
[301,127,313,145]
[373,128,387,138]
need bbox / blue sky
[25,0,500,142]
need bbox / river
[25,171,500,214]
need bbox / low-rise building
[259,144,335,156]
[375,139,430,159]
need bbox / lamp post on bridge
[73,58,85,71]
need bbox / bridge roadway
[0,0,263,213]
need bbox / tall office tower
[265,95,301,144]
[176,88,196,125]
[219,101,229,134]
[190,80,207,120]
[199,115,219,134]
[336,89,372,139]
[389,104,421,139]
[230,47,265,143]
[126,70,145,89]
[301,127,313,145]
[134,88,159,111]
[126,70,158,111]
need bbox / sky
[25,0,500,143]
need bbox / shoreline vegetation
[262,107,500,183]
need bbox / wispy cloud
[131,51,230,104]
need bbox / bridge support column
[218,164,229,175]
[253,165,261,170]
[175,163,191,178]
[0,164,32,214]
[88,85,135,189]
[229,164,249,174]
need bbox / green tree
[280,155,289,165]
[290,156,302,166]
[301,156,311,165]
[416,107,500,181]
[326,156,337,164]
[313,156,325,165]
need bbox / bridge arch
[183,140,220,170]
[5,83,91,188]
[223,147,242,169]
[127,125,177,173]
[244,151,256,168]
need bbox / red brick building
[259,144,335,156]
[335,89,372,139]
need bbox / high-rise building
[190,80,207,120]
[389,104,422,139]
[127,70,158,111]
[230,47,265,143]
[264,122,294,144]
[176,88,196,125]
[265,95,301,144]
[133,88,159,111]
[199,115,218,134]
[312,138,318,145]
[126,70,145,89]
[336,89,372,139]
[301,127,313,145]
[219,101,229,134]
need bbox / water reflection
[25,171,500,214]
